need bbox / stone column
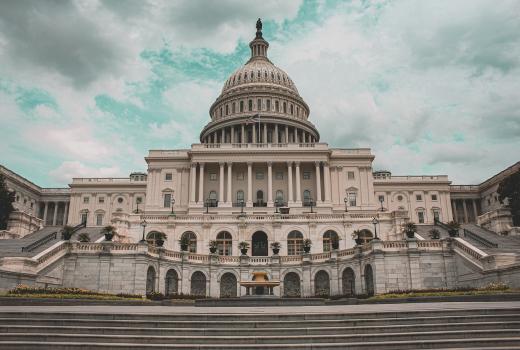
[287,162,294,204]
[219,162,225,205]
[247,162,253,207]
[472,199,478,222]
[63,202,69,225]
[274,124,279,143]
[285,125,289,143]
[337,166,344,205]
[323,162,332,203]
[226,162,233,206]
[231,127,235,144]
[252,124,256,143]
[462,199,468,224]
[267,162,273,207]
[315,162,322,204]
[52,202,58,226]
[221,128,225,143]
[295,162,302,205]
[43,202,48,225]
[241,124,245,143]
[198,163,205,204]
[263,124,267,143]
[302,131,306,143]
[190,163,197,204]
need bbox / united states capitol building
[1,21,519,298]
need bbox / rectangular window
[81,213,88,224]
[418,211,425,223]
[96,214,103,226]
[83,197,89,204]
[347,171,355,180]
[348,192,357,207]
[98,197,104,204]
[165,173,173,181]
[416,194,423,201]
[209,173,217,181]
[303,171,311,180]
[431,194,438,201]
[275,171,283,180]
[256,172,264,180]
[164,193,171,208]
[433,210,440,222]
[237,172,244,180]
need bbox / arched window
[290,104,293,115]
[358,229,373,244]
[219,107,222,117]
[257,70,261,78]
[323,230,339,252]
[216,231,232,256]
[248,99,253,111]
[220,272,237,298]
[244,72,248,80]
[165,269,178,296]
[266,99,271,111]
[240,101,244,112]
[225,104,229,115]
[342,268,355,296]
[232,102,236,113]
[256,190,264,206]
[146,231,165,246]
[283,272,301,297]
[287,231,303,255]
[146,266,156,294]
[283,102,287,113]
[275,100,279,112]
[181,231,197,253]
[238,73,241,82]
[190,271,206,296]
[314,270,330,297]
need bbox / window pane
[164,194,171,208]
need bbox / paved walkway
[1,301,519,315]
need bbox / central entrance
[252,231,268,256]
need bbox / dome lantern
[248,18,269,62]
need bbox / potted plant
[179,235,190,251]
[155,232,167,247]
[270,242,281,255]
[101,225,116,241]
[78,232,90,242]
[331,237,341,250]
[61,225,75,240]
[209,240,218,254]
[352,230,363,245]
[446,221,460,237]
[428,228,441,240]
[402,222,417,239]
[302,239,312,253]
[238,241,250,255]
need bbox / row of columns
[41,201,69,226]
[189,161,332,207]
[451,198,479,224]
[204,123,316,144]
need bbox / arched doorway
[283,272,301,297]
[165,269,178,296]
[314,270,330,297]
[190,271,206,297]
[252,231,268,256]
[364,264,374,296]
[220,272,237,298]
[342,267,356,296]
[146,266,156,294]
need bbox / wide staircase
[0,307,520,349]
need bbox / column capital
[267,161,272,166]
[191,163,197,168]
[315,161,321,167]
[227,162,233,167]
[287,161,293,167]
[198,162,205,167]
[294,161,300,167]
[219,162,225,166]
[337,165,343,170]
[247,162,253,166]
[323,161,329,167]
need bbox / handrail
[434,218,453,233]
[21,231,57,252]
[463,228,498,248]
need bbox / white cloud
[49,161,121,184]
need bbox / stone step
[1,329,518,344]
[2,314,519,328]
[1,338,520,349]
[1,308,518,321]
[1,321,519,336]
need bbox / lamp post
[170,197,176,215]
[372,217,379,240]
[135,200,139,214]
[309,198,315,213]
[140,219,147,243]
[379,196,386,212]
[205,199,209,214]
[343,197,348,212]
[240,200,245,215]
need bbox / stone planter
[180,244,188,251]
[104,233,114,241]
[449,229,458,237]
[406,231,415,239]
[210,247,217,254]
[355,238,363,245]
[303,246,311,253]
[155,239,164,247]
[272,248,280,255]
[240,248,248,255]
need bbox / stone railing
[452,238,488,268]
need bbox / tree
[498,169,520,226]
[0,174,15,230]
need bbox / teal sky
[0,0,519,187]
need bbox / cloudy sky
[0,0,519,187]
